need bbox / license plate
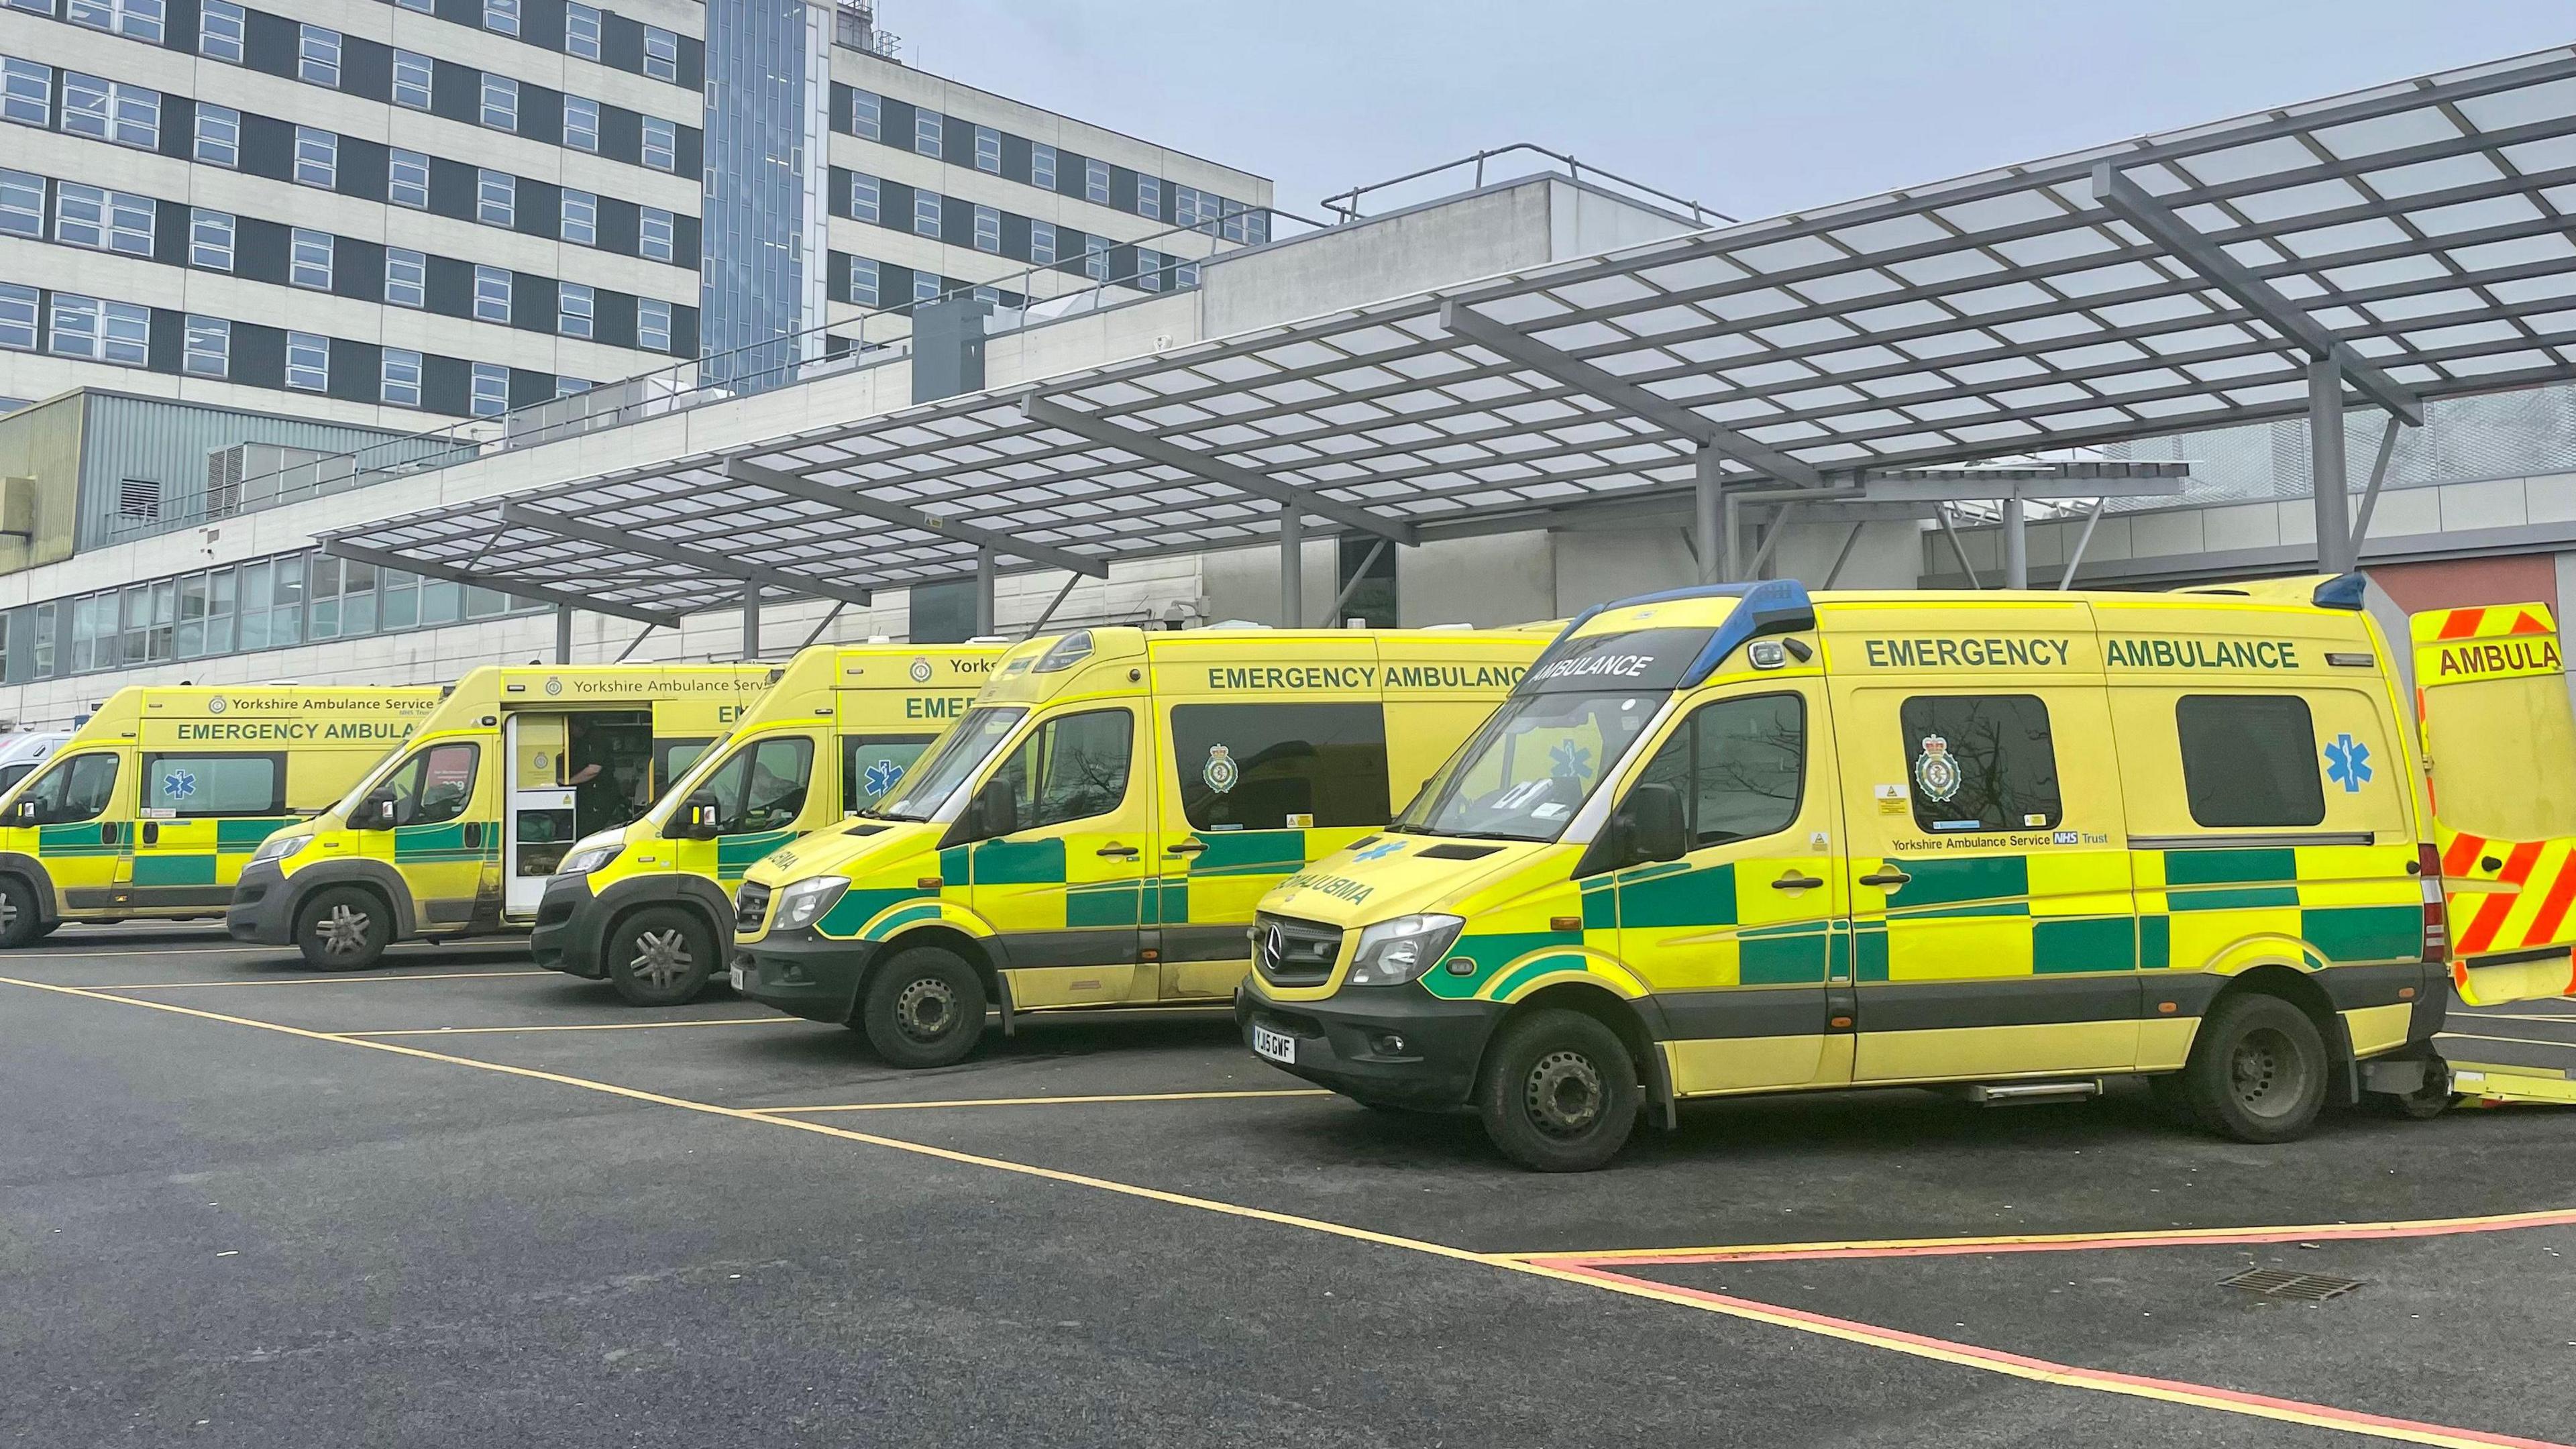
[1250,1021,1297,1065]
[729,964,747,990]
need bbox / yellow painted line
[102,971,553,989]
[5,971,2560,1449]
[2438,1031,2576,1051]
[344,1017,798,1038]
[763,1088,1335,1113]
[2451,1013,2576,1025]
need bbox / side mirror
[13,798,38,826]
[684,791,722,839]
[973,777,1019,839]
[1614,782,1687,866]
[358,787,398,830]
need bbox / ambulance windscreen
[874,706,1026,822]
[1391,686,1666,842]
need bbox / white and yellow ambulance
[227,664,771,968]
[529,641,1004,1005]
[731,624,1551,1066]
[0,686,439,945]
[1237,576,2576,1170]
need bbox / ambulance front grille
[1254,913,1341,987]
[734,881,771,934]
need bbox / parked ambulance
[0,687,439,945]
[529,641,1004,1005]
[1237,576,2576,1170]
[227,664,771,968]
[731,624,1552,1066]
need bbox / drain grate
[2220,1267,2364,1301]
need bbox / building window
[298,25,340,87]
[197,0,242,60]
[381,347,423,407]
[558,281,592,337]
[56,184,152,256]
[1177,260,1199,289]
[394,0,429,11]
[389,149,430,209]
[562,95,598,151]
[560,189,596,245]
[290,229,332,290]
[62,74,160,148]
[189,208,232,270]
[473,264,511,322]
[972,204,999,254]
[1137,175,1160,221]
[50,294,149,365]
[1083,234,1109,282]
[482,0,517,36]
[912,272,939,306]
[477,169,514,225]
[1896,695,2061,833]
[194,102,239,166]
[847,256,878,307]
[1085,158,1110,205]
[294,127,337,188]
[639,206,675,262]
[284,331,327,392]
[641,116,676,171]
[564,2,600,59]
[642,25,678,81]
[555,376,588,398]
[1136,249,1161,290]
[385,248,426,307]
[68,0,162,42]
[480,74,517,131]
[0,283,33,350]
[0,169,36,237]
[912,191,940,239]
[470,362,507,416]
[392,50,431,110]
[973,125,1000,174]
[1032,143,1057,191]
[183,315,226,377]
[849,172,879,223]
[913,111,941,158]
[637,296,671,351]
[1030,220,1056,266]
[850,89,879,140]
[1,60,48,129]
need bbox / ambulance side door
[965,704,1152,1007]
[22,750,127,912]
[134,750,287,908]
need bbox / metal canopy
[324,45,2576,615]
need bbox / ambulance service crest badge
[1914,735,1962,804]
[1203,744,1239,795]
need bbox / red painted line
[1547,1262,2574,1449]
[2511,610,2552,635]
[2443,832,2487,880]
[2438,607,2487,640]
[2458,841,2545,955]
[2522,855,2576,948]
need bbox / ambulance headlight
[249,833,311,865]
[1344,914,1466,987]
[773,875,850,932]
[556,845,621,877]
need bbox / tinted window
[0,761,32,791]
[988,709,1130,832]
[655,737,710,796]
[1899,695,2061,833]
[2176,695,2326,828]
[24,752,117,822]
[1172,702,1389,832]
[144,753,280,816]
[694,737,814,835]
[843,733,934,812]
[386,743,478,826]
[1630,694,1805,849]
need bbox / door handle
[142,822,159,846]
[464,820,482,849]
[100,822,117,845]
[1095,843,1140,859]
[2481,855,2504,872]
[1164,840,1208,856]
[1771,871,1823,890]
[1857,867,1912,888]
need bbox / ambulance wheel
[30,918,58,939]
[0,876,42,947]
[858,947,987,1069]
[295,885,387,970]
[1476,1008,1640,1172]
[606,906,718,1007]
[2182,994,2327,1143]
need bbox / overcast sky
[888,1,2575,225]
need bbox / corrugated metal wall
[73,395,407,551]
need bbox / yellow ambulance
[529,641,1003,1005]
[731,624,1551,1066]
[0,686,439,945]
[1237,576,2576,1170]
[227,664,771,968]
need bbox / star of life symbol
[162,768,197,801]
[1914,735,1962,804]
[1352,839,1404,862]
[1549,739,1592,780]
[2325,733,2372,793]
[862,757,904,797]
[1202,744,1238,794]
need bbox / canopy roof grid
[325,44,2576,619]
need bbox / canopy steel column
[742,583,761,660]
[2002,494,2029,589]
[974,547,996,636]
[1693,448,1723,584]
[1278,505,1303,628]
[2311,360,2356,574]
[554,604,573,664]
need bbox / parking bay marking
[343,1017,801,1038]
[2,972,2561,1449]
[101,970,556,989]
[762,1089,1336,1113]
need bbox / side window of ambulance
[24,753,117,823]
[2175,696,2325,828]
[390,743,480,826]
[1171,702,1390,831]
[843,734,932,813]
[696,738,815,833]
[655,738,712,796]
[144,754,283,817]
[1631,694,1805,849]
[1899,694,2061,833]
[990,709,1132,830]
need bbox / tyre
[2181,994,2329,1143]
[2145,1071,2193,1120]
[606,906,718,1007]
[0,876,42,948]
[1474,1008,1641,1172]
[857,947,988,1069]
[294,885,388,970]
[30,918,58,940]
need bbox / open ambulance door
[2412,602,2576,1006]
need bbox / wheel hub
[315,904,370,958]
[892,976,957,1042]
[0,894,17,928]
[1523,1049,1603,1136]
[2231,1026,2304,1116]
[628,928,694,987]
